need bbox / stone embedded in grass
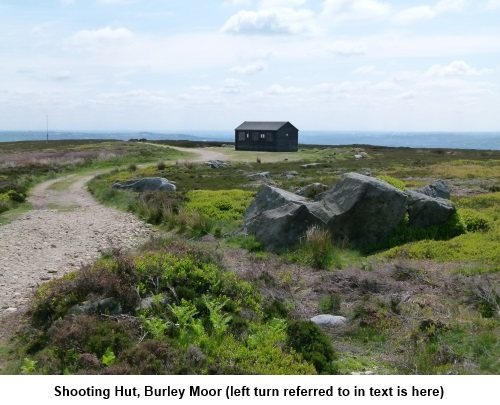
[247,172,271,180]
[282,170,298,178]
[311,315,347,327]
[205,160,230,169]
[66,297,122,320]
[112,177,176,192]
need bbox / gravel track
[0,173,154,344]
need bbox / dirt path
[0,173,154,347]
[145,143,229,163]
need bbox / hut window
[267,132,273,142]
[238,131,245,141]
[252,131,259,141]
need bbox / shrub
[128,191,186,226]
[292,225,342,269]
[120,340,185,374]
[184,190,255,221]
[0,200,10,214]
[157,161,166,170]
[128,163,137,171]
[468,278,500,318]
[319,293,342,314]
[186,211,215,237]
[286,320,338,374]
[376,175,406,191]
[459,209,491,232]
[263,299,290,321]
[386,211,466,249]
[7,189,26,202]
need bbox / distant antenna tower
[46,115,49,141]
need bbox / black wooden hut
[234,121,298,152]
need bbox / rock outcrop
[242,173,455,250]
[112,177,176,192]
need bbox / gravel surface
[0,173,154,343]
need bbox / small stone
[310,314,347,327]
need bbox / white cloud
[353,65,384,75]
[221,0,253,7]
[220,78,249,94]
[230,62,266,75]
[370,80,402,91]
[392,6,436,25]
[50,71,72,81]
[67,27,134,50]
[258,0,307,7]
[322,0,391,23]
[328,40,365,56]
[393,0,466,25]
[397,91,417,100]
[220,8,316,35]
[435,0,467,12]
[426,60,490,77]
[91,90,174,107]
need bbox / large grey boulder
[319,173,408,248]
[406,190,455,228]
[243,186,330,250]
[244,202,328,250]
[243,186,308,222]
[241,173,457,251]
[243,173,407,250]
[112,177,176,192]
[414,179,451,199]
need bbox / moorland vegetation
[0,140,498,375]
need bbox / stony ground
[0,173,154,345]
[0,145,229,367]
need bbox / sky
[1,0,500,132]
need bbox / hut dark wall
[234,121,298,152]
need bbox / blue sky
[1,0,499,131]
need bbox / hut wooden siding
[234,121,298,152]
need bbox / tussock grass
[289,225,342,270]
